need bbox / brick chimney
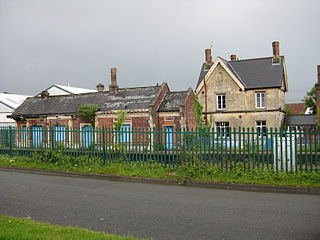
[230,54,237,61]
[96,83,104,92]
[315,65,320,120]
[205,49,212,63]
[109,68,119,92]
[272,41,280,64]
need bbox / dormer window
[217,94,226,110]
[256,92,265,108]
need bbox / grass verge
[0,154,319,187]
[0,215,149,240]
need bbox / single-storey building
[9,68,196,147]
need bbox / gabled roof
[283,115,317,126]
[196,56,286,91]
[11,85,163,119]
[158,91,189,112]
[0,93,30,110]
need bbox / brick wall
[184,91,196,129]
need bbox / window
[256,121,267,135]
[256,92,265,108]
[215,122,230,137]
[54,126,66,142]
[217,94,226,110]
[117,124,131,143]
[21,126,28,145]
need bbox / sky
[0,0,319,103]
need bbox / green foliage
[33,145,86,168]
[302,87,316,113]
[284,105,292,115]
[194,94,203,127]
[113,111,127,130]
[76,104,99,127]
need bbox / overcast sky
[0,0,319,103]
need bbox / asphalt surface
[0,170,319,240]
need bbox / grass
[0,153,320,187]
[0,215,149,240]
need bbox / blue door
[165,126,174,150]
[82,125,92,148]
[31,126,42,147]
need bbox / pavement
[1,168,320,240]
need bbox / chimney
[40,90,49,98]
[230,54,237,61]
[315,65,320,120]
[272,41,280,64]
[109,68,119,92]
[205,49,212,63]
[96,83,104,92]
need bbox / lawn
[0,215,149,240]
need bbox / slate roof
[158,91,188,112]
[10,86,162,119]
[283,115,317,126]
[196,56,285,90]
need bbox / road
[0,170,319,240]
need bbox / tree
[113,111,127,130]
[76,104,99,127]
[193,94,212,129]
[302,87,317,113]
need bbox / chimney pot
[109,67,119,92]
[317,65,320,83]
[96,83,104,92]
[205,49,212,63]
[230,54,237,61]
[40,90,49,98]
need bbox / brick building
[10,68,196,132]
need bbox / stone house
[9,68,196,147]
[195,41,288,133]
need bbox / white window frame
[256,92,266,108]
[216,94,226,110]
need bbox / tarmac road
[0,169,319,240]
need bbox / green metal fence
[0,126,319,172]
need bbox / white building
[0,93,30,127]
[41,84,96,96]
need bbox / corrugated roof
[196,56,285,90]
[11,86,162,118]
[158,91,188,112]
[283,115,317,126]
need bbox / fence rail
[0,126,319,172]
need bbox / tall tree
[302,87,317,113]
